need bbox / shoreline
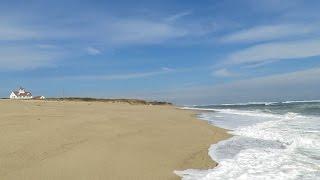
[0,100,230,180]
[174,108,232,171]
[175,109,233,169]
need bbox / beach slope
[0,100,229,180]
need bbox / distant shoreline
[1,97,173,105]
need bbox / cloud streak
[213,68,237,77]
[220,24,318,43]
[57,68,175,81]
[86,47,101,55]
[0,44,66,70]
[0,15,191,70]
[222,39,320,66]
[0,15,190,45]
[146,67,320,104]
[104,19,188,45]
[165,11,192,22]
[0,24,37,41]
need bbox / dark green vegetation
[46,97,172,105]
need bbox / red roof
[13,91,32,97]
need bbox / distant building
[9,87,33,99]
[33,96,46,100]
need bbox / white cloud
[0,15,190,45]
[220,67,320,90]
[0,16,83,41]
[143,67,320,104]
[213,68,236,77]
[105,19,188,45]
[58,68,174,81]
[0,22,38,41]
[223,39,320,65]
[0,45,66,70]
[161,67,174,72]
[246,0,303,12]
[86,47,101,55]
[37,44,58,49]
[0,16,190,70]
[220,24,317,43]
[165,11,192,22]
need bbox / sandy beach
[0,100,230,180]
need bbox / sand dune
[0,100,230,180]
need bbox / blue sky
[1,0,320,104]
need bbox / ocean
[175,100,320,180]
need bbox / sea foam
[176,104,320,180]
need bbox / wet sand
[0,100,230,180]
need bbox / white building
[33,96,46,100]
[10,87,33,99]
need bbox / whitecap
[176,106,320,180]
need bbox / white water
[175,108,320,180]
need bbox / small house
[10,87,33,99]
[33,96,46,100]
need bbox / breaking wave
[176,101,320,180]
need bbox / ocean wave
[180,107,217,111]
[282,100,320,104]
[211,108,282,118]
[176,106,320,180]
[182,107,283,118]
[192,99,320,108]
[176,147,319,180]
[191,101,278,107]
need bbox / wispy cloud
[37,44,58,49]
[58,68,175,81]
[0,44,66,70]
[0,15,191,70]
[86,47,101,55]
[0,17,38,41]
[213,68,237,77]
[222,39,320,66]
[0,16,84,41]
[246,0,302,12]
[220,24,317,43]
[165,11,192,22]
[161,67,175,72]
[146,67,320,104]
[0,26,37,41]
[104,19,188,45]
[0,17,188,44]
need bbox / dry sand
[0,100,230,180]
